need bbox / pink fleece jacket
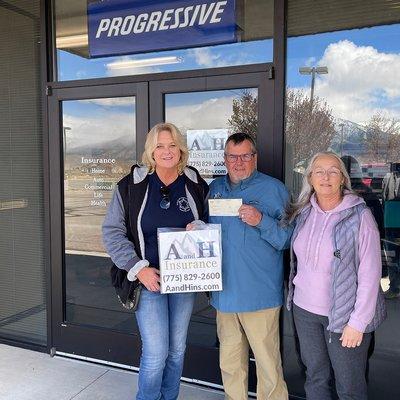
[293,193,382,332]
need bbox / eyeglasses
[312,168,342,178]
[224,153,256,163]
[159,186,170,209]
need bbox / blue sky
[59,24,399,83]
[63,98,135,118]
[287,24,400,88]
[58,39,273,81]
[60,23,400,124]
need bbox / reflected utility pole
[63,126,71,170]
[339,123,345,156]
[299,66,328,109]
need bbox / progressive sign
[87,0,236,58]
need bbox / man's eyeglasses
[312,168,342,178]
[160,186,170,209]
[224,153,256,163]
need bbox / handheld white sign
[158,225,222,294]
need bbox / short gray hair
[225,132,257,153]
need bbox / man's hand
[339,325,363,348]
[238,204,262,226]
[136,267,160,292]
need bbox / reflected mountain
[68,134,136,159]
[331,118,367,156]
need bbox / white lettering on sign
[170,8,184,29]
[95,1,228,39]
[96,19,111,38]
[81,157,116,164]
[159,9,174,30]
[134,14,148,33]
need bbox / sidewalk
[0,344,225,400]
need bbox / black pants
[293,304,371,400]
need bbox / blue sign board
[87,0,236,58]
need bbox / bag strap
[119,164,139,245]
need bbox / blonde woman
[103,122,208,400]
[286,151,386,400]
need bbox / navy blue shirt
[141,172,194,268]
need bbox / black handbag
[110,263,142,310]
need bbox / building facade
[1,1,400,398]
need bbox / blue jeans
[135,289,196,400]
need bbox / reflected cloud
[305,56,317,66]
[190,47,248,68]
[64,113,135,149]
[78,97,135,107]
[312,40,400,123]
[167,96,235,131]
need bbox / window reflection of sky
[166,87,257,107]
[58,39,273,81]
[287,24,400,123]
[63,98,136,148]
[165,88,257,130]
[61,88,256,146]
[64,97,135,117]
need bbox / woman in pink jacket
[286,151,386,400]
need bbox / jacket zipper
[329,230,339,343]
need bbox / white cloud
[305,56,317,66]
[311,40,400,123]
[167,96,236,131]
[189,47,247,68]
[78,97,136,107]
[64,112,135,148]
[190,48,225,68]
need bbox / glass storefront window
[165,88,258,347]
[285,1,400,398]
[165,88,258,182]
[63,98,137,331]
[55,0,273,81]
[0,0,46,346]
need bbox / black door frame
[149,69,274,175]
[47,64,275,387]
[48,82,149,365]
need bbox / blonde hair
[141,122,189,174]
[285,151,355,224]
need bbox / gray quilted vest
[287,201,387,333]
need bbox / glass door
[48,83,148,364]
[48,66,275,391]
[149,69,274,389]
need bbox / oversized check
[209,198,242,216]
[158,225,222,294]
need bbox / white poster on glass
[187,129,228,176]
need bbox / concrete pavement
[0,344,225,400]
